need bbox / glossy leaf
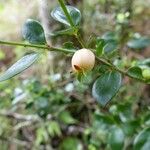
[92,71,122,106]
[127,66,143,80]
[127,37,150,49]
[108,126,125,150]
[137,58,150,68]
[96,36,118,55]
[51,5,81,26]
[22,19,46,44]
[0,53,39,82]
[134,127,150,150]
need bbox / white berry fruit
[71,48,95,73]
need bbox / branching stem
[0,0,145,83]
[57,0,86,48]
[0,40,145,83]
[56,0,146,83]
[96,56,145,82]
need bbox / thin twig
[0,111,41,122]
[57,0,86,48]
[0,40,75,53]
[75,33,86,48]
[58,0,75,27]
[96,56,145,83]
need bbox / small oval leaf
[137,58,150,68]
[22,19,46,44]
[127,37,150,49]
[127,66,143,80]
[92,71,122,106]
[51,5,81,26]
[102,32,118,42]
[0,53,39,82]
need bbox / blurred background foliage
[0,0,150,149]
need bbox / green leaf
[108,126,125,150]
[134,128,150,150]
[34,97,51,116]
[92,71,122,106]
[127,66,143,80]
[127,37,150,49]
[58,111,76,124]
[22,19,46,44]
[143,113,150,126]
[96,36,118,56]
[122,120,140,136]
[137,58,150,68]
[103,41,118,53]
[94,112,115,125]
[36,127,49,145]
[35,97,49,110]
[47,121,61,137]
[0,53,39,82]
[102,32,118,42]
[59,137,83,150]
[51,5,81,26]
[96,38,105,56]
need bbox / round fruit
[71,48,95,72]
